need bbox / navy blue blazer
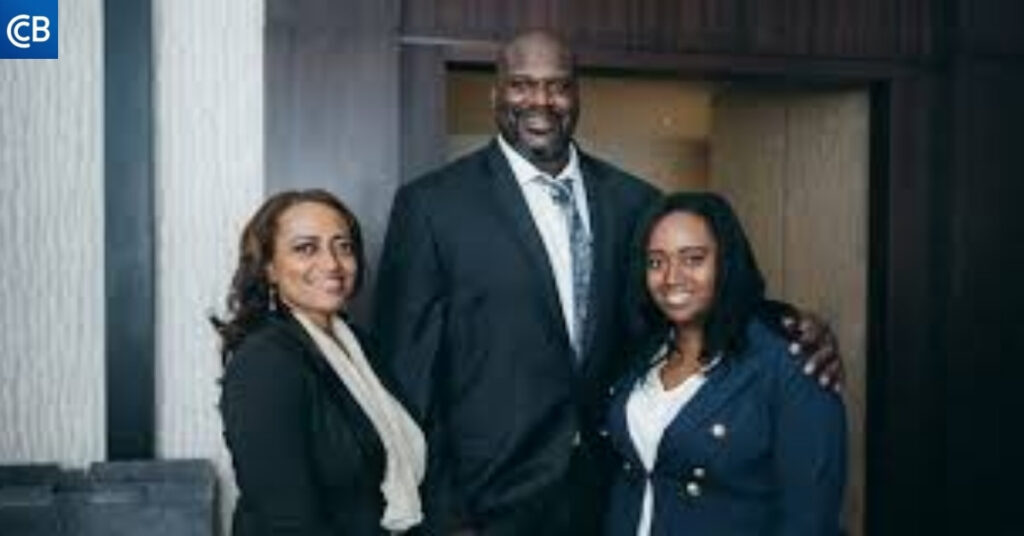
[604,320,847,535]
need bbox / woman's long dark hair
[210,189,365,364]
[626,191,766,365]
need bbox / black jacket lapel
[268,313,386,464]
[480,142,569,344]
[578,152,616,368]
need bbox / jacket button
[598,429,610,438]
[710,423,727,440]
[684,481,702,498]
[692,466,706,479]
[572,432,582,447]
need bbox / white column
[0,0,105,466]
[152,0,264,528]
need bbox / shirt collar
[496,134,582,186]
[654,330,724,374]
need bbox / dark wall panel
[401,0,935,59]
[866,74,947,534]
[400,45,449,183]
[957,0,1024,56]
[943,57,1024,533]
[937,1,1023,529]
[265,0,402,318]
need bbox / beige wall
[0,0,105,466]
[447,71,712,191]
[711,89,869,536]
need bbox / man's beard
[497,104,577,167]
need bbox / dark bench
[0,459,216,536]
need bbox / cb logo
[1,0,58,59]
[6,15,51,49]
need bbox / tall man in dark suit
[375,30,839,535]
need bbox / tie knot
[537,176,574,207]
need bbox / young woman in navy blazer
[605,192,846,535]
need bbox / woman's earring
[268,284,278,312]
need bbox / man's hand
[781,310,844,392]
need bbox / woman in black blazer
[605,192,846,535]
[213,189,425,535]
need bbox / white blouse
[626,352,720,536]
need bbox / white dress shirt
[496,135,591,344]
[626,348,720,536]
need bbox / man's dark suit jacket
[375,141,659,534]
[220,312,388,536]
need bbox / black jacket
[220,312,389,535]
[374,142,659,533]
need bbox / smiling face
[492,32,579,174]
[265,201,358,329]
[645,211,719,331]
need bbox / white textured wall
[152,0,263,528]
[0,0,105,465]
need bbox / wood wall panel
[710,90,869,536]
[957,0,1024,56]
[401,0,934,59]
[781,93,868,536]
[708,94,788,293]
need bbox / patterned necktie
[537,176,592,360]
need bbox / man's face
[492,41,579,171]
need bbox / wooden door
[710,88,869,536]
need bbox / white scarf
[291,311,426,532]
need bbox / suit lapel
[480,142,569,342]
[655,357,759,465]
[578,153,615,368]
[270,314,385,464]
